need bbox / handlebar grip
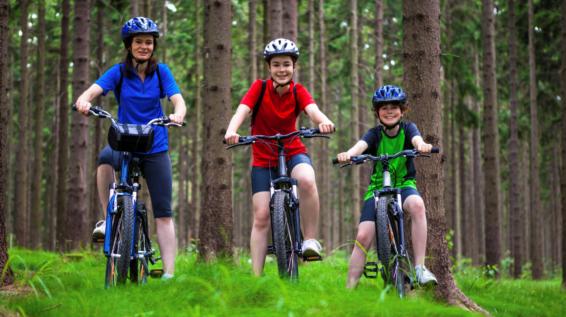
[431,147,440,153]
[71,104,77,111]
[332,158,339,165]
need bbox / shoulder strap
[293,84,301,117]
[250,80,267,126]
[115,63,124,103]
[156,64,164,99]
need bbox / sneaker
[161,273,174,280]
[415,264,437,285]
[301,239,322,258]
[92,220,105,241]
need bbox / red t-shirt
[241,79,315,167]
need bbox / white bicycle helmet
[263,38,299,61]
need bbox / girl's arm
[75,84,104,115]
[224,104,252,144]
[336,140,369,163]
[304,104,335,133]
[169,94,187,124]
[411,135,432,153]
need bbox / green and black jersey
[362,121,421,201]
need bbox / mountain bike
[334,148,439,297]
[74,105,183,287]
[226,128,329,280]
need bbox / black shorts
[359,187,420,223]
[251,153,312,194]
[98,145,173,218]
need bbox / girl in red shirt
[225,39,334,276]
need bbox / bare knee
[253,206,270,231]
[355,230,373,249]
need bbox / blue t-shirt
[95,63,181,154]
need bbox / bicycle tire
[130,204,149,284]
[393,259,407,298]
[272,191,299,280]
[375,197,393,285]
[116,195,134,284]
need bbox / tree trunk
[0,0,14,286]
[403,1,487,312]
[527,0,543,280]
[374,0,383,87]
[14,0,30,248]
[350,0,360,238]
[507,0,522,278]
[268,0,282,39]
[199,0,233,259]
[560,0,566,290]
[282,0,297,42]
[131,0,139,17]
[29,0,47,249]
[472,50,484,265]
[191,0,203,244]
[67,0,91,250]
[56,0,71,251]
[481,0,502,270]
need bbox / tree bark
[268,0,282,39]
[191,0,203,244]
[199,0,233,259]
[282,0,297,42]
[374,0,383,87]
[67,0,91,250]
[14,0,30,248]
[0,0,14,286]
[560,0,566,290]
[350,0,360,238]
[481,0,502,270]
[403,1,487,312]
[527,0,543,280]
[507,0,522,278]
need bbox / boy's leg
[403,194,427,266]
[250,192,271,276]
[347,221,375,288]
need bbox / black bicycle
[334,148,438,297]
[226,128,329,279]
[75,105,183,287]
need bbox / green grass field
[0,248,564,316]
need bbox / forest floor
[0,247,565,316]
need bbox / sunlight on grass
[0,248,564,316]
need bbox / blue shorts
[359,187,420,223]
[98,145,173,218]
[251,153,312,194]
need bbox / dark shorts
[251,153,312,194]
[98,145,173,218]
[359,187,420,223]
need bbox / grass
[0,248,564,316]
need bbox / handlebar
[224,127,330,149]
[332,148,440,167]
[72,104,186,127]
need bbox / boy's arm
[337,140,369,163]
[304,104,335,133]
[224,104,251,144]
[411,135,433,153]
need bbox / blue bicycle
[76,106,182,287]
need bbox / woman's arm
[224,104,252,144]
[304,104,335,133]
[75,84,104,115]
[336,140,369,163]
[169,94,187,124]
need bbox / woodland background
[0,0,565,308]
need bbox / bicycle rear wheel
[272,191,299,280]
[375,197,393,285]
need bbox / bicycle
[74,105,183,287]
[226,128,329,280]
[333,148,439,297]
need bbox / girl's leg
[347,221,375,288]
[290,163,319,240]
[250,192,271,276]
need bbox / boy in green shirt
[336,85,437,288]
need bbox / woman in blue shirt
[75,17,186,279]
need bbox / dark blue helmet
[121,17,159,41]
[372,85,407,107]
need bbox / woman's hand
[168,113,185,124]
[336,152,351,163]
[75,99,92,116]
[224,131,240,145]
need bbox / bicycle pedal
[149,269,164,278]
[303,254,322,262]
[363,262,378,278]
[92,237,105,244]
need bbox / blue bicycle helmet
[263,38,300,61]
[121,17,160,41]
[372,85,407,107]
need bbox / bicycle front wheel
[272,191,299,280]
[375,197,393,285]
[130,202,149,284]
[116,195,135,284]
